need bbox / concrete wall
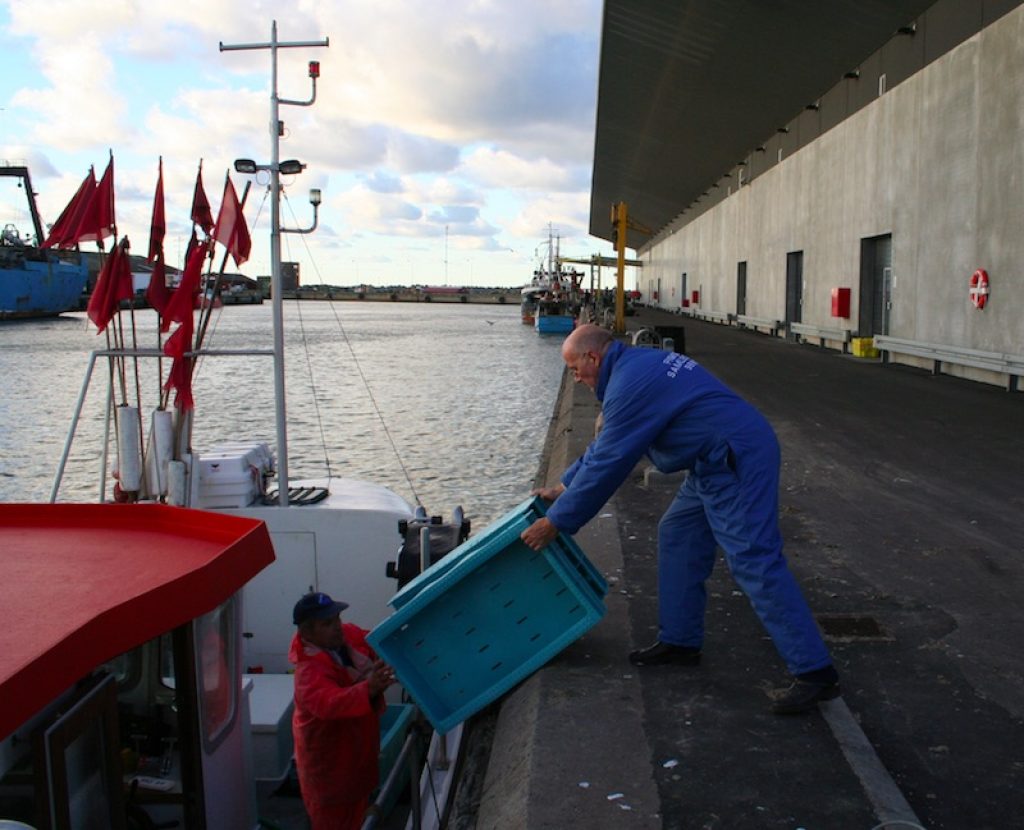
[640,5,1024,383]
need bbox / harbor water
[0,301,566,525]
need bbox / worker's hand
[520,516,559,551]
[530,483,565,503]
[367,660,396,697]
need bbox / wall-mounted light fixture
[897,23,916,36]
[845,70,860,79]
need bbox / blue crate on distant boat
[368,497,607,734]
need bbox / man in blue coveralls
[521,324,839,714]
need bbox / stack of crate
[851,337,880,358]
[368,496,607,733]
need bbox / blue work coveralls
[545,341,831,675]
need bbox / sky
[0,0,629,289]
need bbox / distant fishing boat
[0,165,89,319]
[523,226,579,334]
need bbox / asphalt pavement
[461,307,1024,830]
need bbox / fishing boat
[525,229,578,335]
[0,22,469,830]
[0,165,89,319]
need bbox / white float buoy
[116,406,142,492]
[167,460,187,506]
[148,409,175,495]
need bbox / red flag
[146,257,171,316]
[183,228,199,269]
[147,158,165,263]
[162,241,208,410]
[163,316,193,359]
[163,322,195,411]
[162,238,208,332]
[191,163,214,235]
[74,154,116,248]
[86,237,133,332]
[212,175,251,267]
[41,168,96,249]
[164,355,195,411]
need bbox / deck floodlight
[234,159,258,174]
[279,159,306,175]
[309,188,322,206]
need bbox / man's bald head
[562,324,614,390]
[563,324,614,360]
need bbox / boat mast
[220,21,328,506]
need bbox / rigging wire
[289,272,334,481]
[280,189,423,508]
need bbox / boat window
[36,673,125,829]
[196,596,238,752]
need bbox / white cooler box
[195,443,274,509]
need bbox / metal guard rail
[873,335,1024,391]
[789,322,853,353]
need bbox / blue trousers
[655,441,832,675]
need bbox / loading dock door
[785,251,803,333]
[859,234,892,335]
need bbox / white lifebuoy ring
[969,269,989,309]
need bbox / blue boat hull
[535,314,575,335]
[0,257,88,319]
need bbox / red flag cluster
[42,155,117,250]
[51,153,254,411]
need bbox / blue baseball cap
[293,591,349,625]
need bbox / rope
[280,191,423,508]
[291,288,334,481]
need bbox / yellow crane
[611,202,652,333]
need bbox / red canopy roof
[0,503,275,739]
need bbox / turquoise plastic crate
[369,497,607,733]
[389,497,607,609]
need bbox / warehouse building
[590,0,1024,390]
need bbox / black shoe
[770,678,841,715]
[628,641,702,666]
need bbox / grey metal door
[785,251,803,332]
[736,261,747,316]
[859,234,892,335]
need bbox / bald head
[562,324,614,360]
[562,324,614,390]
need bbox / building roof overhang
[589,0,936,249]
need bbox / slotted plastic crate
[368,497,607,733]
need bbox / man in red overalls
[289,591,396,829]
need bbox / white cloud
[2,0,610,286]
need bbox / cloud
[2,0,614,287]
[363,171,404,194]
[460,146,586,192]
